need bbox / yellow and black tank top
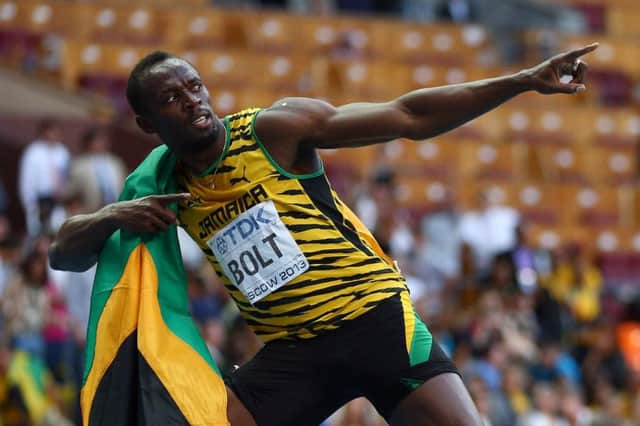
[176,108,407,342]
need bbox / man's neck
[179,117,226,175]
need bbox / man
[68,127,127,212]
[19,119,70,236]
[49,42,597,425]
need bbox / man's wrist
[511,69,536,93]
[97,203,123,230]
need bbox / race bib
[207,200,309,304]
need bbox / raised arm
[49,193,190,272]
[256,43,597,154]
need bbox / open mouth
[191,112,212,129]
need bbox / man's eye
[193,84,201,92]
[166,95,177,103]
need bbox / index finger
[152,193,192,205]
[563,42,599,60]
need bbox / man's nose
[184,92,202,109]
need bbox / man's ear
[135,115,156,134]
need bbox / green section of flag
[83,145,220,383]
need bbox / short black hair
[126,50,177,116]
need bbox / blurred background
[0,0,639,425]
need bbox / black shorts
[225,292,459,426]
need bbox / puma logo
[230,166,251,186]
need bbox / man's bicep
[258,97,413,150]
[308,101,412,148]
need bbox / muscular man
[50,43,596,426]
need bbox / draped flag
[81,146,228,426]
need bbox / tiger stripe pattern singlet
[177,108,408,342]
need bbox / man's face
[138,58,220,155]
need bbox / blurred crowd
[1,118,640,426]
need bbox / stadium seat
[459,142,527,181]
[394,176,454,214]
[534,145,592,183]
[0,0,72,36]
[72,3,167,45]
[243,12,298,53]
[314,58,393,100]
[589,145,638,185]
[556,184,632,228]
[455,180,517,211]
[374,21,489,66]
[593,228,640,284]
[379,138,461,179]
[297,15,376,59]
[501,107,589,145]
[165,9,227,49]
[253,54,314,95]
[185,49,254,89]
[527,223,592,252]
[513,182,562,225]
[62,42,149,89]
[589,108,640,146]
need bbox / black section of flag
[88,332,189,425]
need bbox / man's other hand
[522,42,598,95]
[105,193,191,233]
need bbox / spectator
[502,363,531,418]
[517,383,569,426]
[459,188,520,278]
[42,283,71,384]
[1,248,49,358]
[68,127,126,213]
[558,388,595,426]
[416,199,461,291]
[0,234,20,299]
[355,167,415,256]
[545,243,602,324]
[0,179,8,216]
[436,0,474,22]
[18,119,70,236]
[530,340,580,386]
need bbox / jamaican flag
[81,146,228,426]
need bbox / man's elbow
[48,243,95,272]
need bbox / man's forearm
[396,72,531,140]
[49,207,120,272]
